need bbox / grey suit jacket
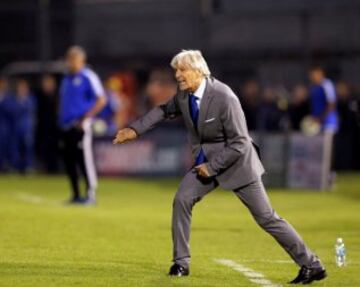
[129,77,265,189]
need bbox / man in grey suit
[113,50,327,284]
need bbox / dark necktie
[188,93,206,165]
[189,93,199,128]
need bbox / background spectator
[0,77,11,171]
[335,81,360,169]
[239,80,261,131]
[258,86,286,132]
[145,68,177,106]
[288,84,310,131]
[9,79,36,174]
[95,84,121,136]
[105,73,138,129]
[336,81,358,133]
[308,65,338,132]
[308,66,338,188]
[36,74,59,173]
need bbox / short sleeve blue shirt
[310,78,338,131]
[59,67,105,129]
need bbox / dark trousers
[61,124,97,200]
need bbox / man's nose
[175,70,181,79]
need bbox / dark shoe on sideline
[66,197,84,205]
[168,264,189,277]
[83,197,96,206]
[290,266,327,284]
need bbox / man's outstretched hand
[195,163,211,178]
[113,128,137,144]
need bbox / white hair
[170,50,211,77]
[67,45,87,60]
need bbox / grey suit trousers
[172,170,320,269]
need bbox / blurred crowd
[0,66,359,174]
[238,79,360,132]
[0,74,121,174]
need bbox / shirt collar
[193,78,206,100]
[68,67,86,76]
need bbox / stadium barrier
[94,127,328,190]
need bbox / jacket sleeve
[205,95,249,176]
[129,95,181,136]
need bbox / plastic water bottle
[335,237,346,267]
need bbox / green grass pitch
[0,173,359,286]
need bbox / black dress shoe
[66,197,84,204]
[168,263,189,277]
[290,266,327,284]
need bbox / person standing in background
[336,81,358,133]
[258,86,286,132]
[335,81,360,169]
[37,74,60,173]
[95,81,121,136]
[239,80,261,131]
[309,65,338,189]
[288,84,310,131]
[146,68,177,106]
[0,77,11,171]
[9,79,36,174]
[58,46,107,204]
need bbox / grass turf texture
[0,173,359,287]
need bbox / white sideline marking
[16,192,45,204]
[238,259,292,264]
[215,259,282,287]
[14,192,60,206]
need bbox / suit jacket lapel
[198,78,215,136]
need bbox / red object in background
[106,72,138,128]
